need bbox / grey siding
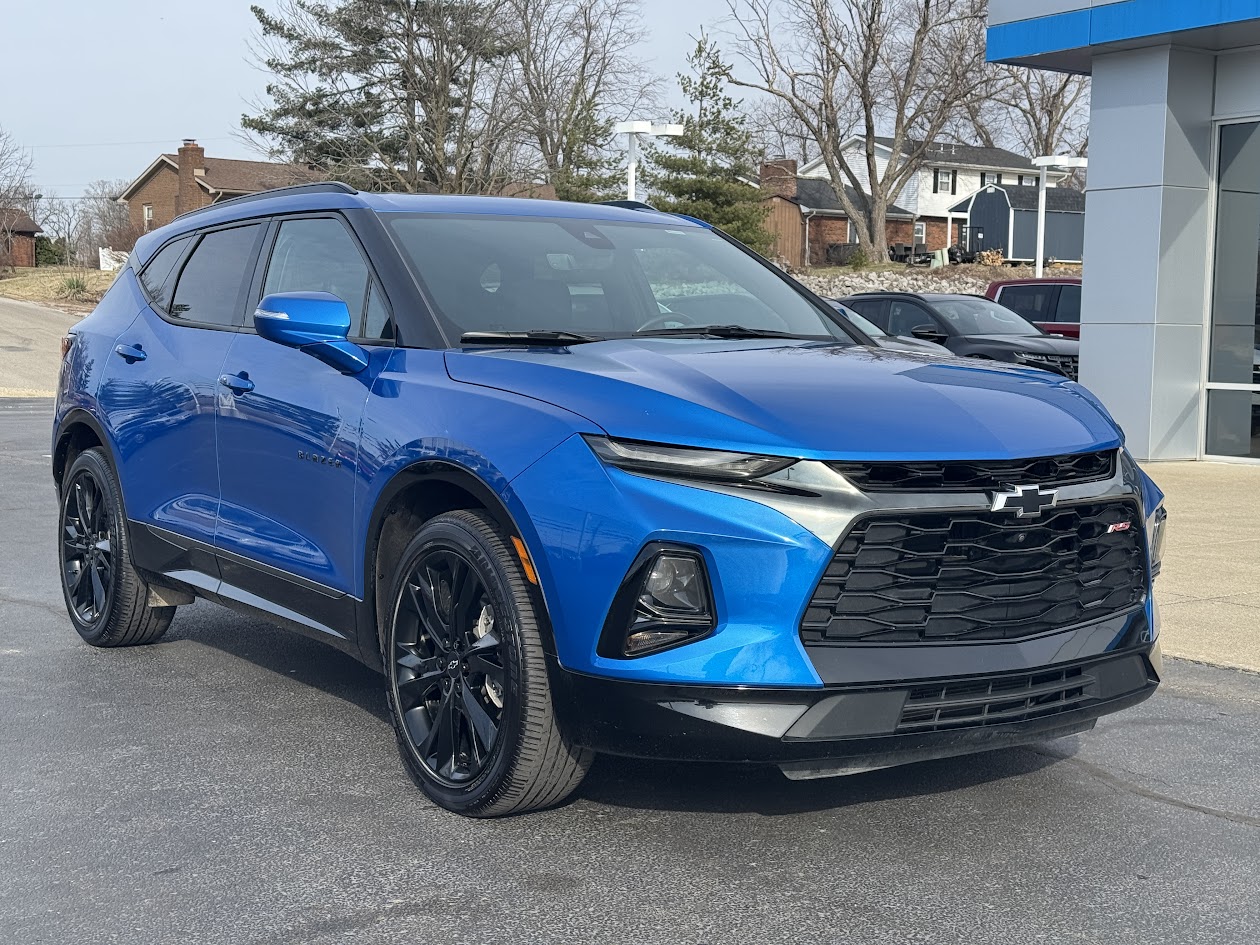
[1011,209,1085,262]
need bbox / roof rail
[599,199,659,212]
[174,181,359,221]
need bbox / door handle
[114,343,147,363]
[218,372,255,395]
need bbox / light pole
[613,120,684,202]
[1032,155,1088,278]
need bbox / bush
[56,274,90,301]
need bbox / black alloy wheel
[62,468,115,625]
[393,548,506,785]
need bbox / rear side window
[996,285,1055,320]
[170,224,265,327]
[1056,284,1082,323]
[262,218,371,329]
[138,236,191,313]
[847,299,889,330]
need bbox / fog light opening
[599,545,716,659]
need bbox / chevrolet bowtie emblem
[991,484,1059,518]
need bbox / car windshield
[930,298,1043,336]
[385,214,853,344]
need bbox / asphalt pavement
[0,298,78,397]
[2,398,1259,945]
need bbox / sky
[3,0,734,199]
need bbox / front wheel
[383,510,591,816]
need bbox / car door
[213,214,391,636]
[97,223,267,583]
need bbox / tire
[58,448,175,647]
[383,509,591,817]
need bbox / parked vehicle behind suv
[986,278,1082,338]
[842,291,1082,379]
[53,184,1166,816]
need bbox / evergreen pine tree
[645,36,771,253]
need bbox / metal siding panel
[1045,213,1086,262]
[1012,210,1039,261]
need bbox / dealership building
[988,1,1260,462]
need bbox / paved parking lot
[3,398,1259,945]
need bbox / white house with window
[796,137,1070,250]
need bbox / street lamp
[1031,155,1088,278]
[613,120,685,202]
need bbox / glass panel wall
[1207,122,1260,458]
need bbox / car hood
[872,336,951,355]
[966,334,1080,355]
[444,339,1121,460]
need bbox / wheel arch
[361,459,556,669]
[53,408,118,495]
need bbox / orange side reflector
[511,536,539,585]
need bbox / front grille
[828,449,1115,493]
[897,665,1089,733]
[1042,354,1079,381]
[801,501,1146,644]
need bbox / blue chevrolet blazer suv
[52,183,1168,816]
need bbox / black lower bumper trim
[550,646,1159,769]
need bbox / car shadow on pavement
[163,602,390,723]
[576,741,1073,817]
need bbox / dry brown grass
[0,267,117,310]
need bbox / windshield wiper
[460,330,605,346]
[634,324,812,340]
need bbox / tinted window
[386,215,851,342]
[138,236,191,312]
[887,301,938,336]
[997,285,1055,320]
[1056,284,1081,323]
[262,218,370,324]
[831,304,886,337]
[170,225,264,327]
[845,299,889,330]
[931,298,1042,336]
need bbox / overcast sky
[4,0,734,198]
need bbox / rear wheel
[383,510,591,816]
[58,448,175,646]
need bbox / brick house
[0,208,41,268]
[759,160,915,268]
[117,140,321,234]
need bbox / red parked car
[986,278,1082,339]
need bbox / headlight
[1148,505,1168,579]
[584,435,796,482]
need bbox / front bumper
[552,642,1161,777]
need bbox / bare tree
[505,0,657,200]
[79,179,141,258]
[723,0,988,259]
[0,126,36,271]
[747,96,818,165]
[244,0,527,194]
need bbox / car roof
[133,184,700,265]
[990,278,1081,288]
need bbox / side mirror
[254,292,368,375]
[910,324,949,344]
